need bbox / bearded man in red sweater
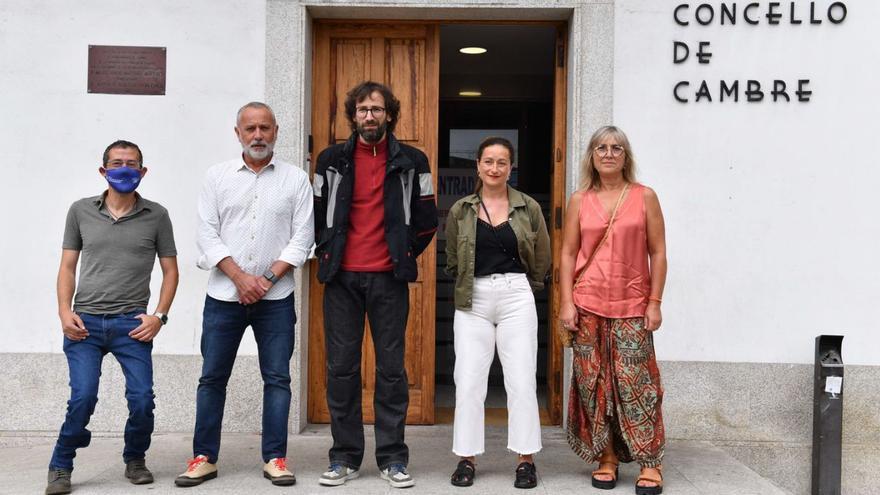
[312,81,437,489]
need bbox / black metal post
[811,335,844,495]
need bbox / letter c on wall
[674,81,690,103]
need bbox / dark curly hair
[344,81,400,134]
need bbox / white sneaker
[319,463,360,486]
[380,463,415,488]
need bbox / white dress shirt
[197,156,314,302]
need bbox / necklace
[106,202,134,220]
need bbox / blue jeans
[193,294,296,463]
[49,311,155,471]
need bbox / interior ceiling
[440,24,556,76]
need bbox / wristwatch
[262,269,279,284]
[153,312,168,325]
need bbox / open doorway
[435,24,559,425]
[306,19,566,426]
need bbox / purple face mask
[103,166,142,193]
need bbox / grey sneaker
[125,459,154,485]
[45,468,72,495]
[380,463,415,488]
[319,462,360,486]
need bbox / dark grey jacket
[313,132,438,283]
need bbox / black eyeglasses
[356,106,386,117]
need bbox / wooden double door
[307,20,567,425]
[307,22,439,424]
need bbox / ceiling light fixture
[459,47,487,55]
[459,90,482,97]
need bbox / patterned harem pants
[566,309,665,467]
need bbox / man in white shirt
[175,102,313,488]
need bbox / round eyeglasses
[593,144,625,158]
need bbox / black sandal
[450,459,475,487]
[514,462,537,489]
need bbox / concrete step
[0,425,788,494]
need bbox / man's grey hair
[236,101,276,127]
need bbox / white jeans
[452,272,542,457]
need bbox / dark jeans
[324,270,410,469]
[49,311,154,471]
[193,294,295,463]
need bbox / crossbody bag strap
[573,183,630,289]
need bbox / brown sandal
[635,465,663,495]
[591,453,619,490]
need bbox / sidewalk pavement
[0,425,788,495]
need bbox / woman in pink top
[559,126,667,495]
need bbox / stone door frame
[265,0,615,432]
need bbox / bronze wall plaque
[88,45,166,95]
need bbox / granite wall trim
[714,441,879,495]
[6,354,877,444]
[8,354,876,493]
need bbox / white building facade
[1,1,877,492]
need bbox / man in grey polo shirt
[46,140,179,495]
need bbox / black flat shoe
[514,462,537,489]
[450,459,475,487]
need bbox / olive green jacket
[445,186,551,311]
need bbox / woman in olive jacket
[444,136,551,489]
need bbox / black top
[474,219,525,276]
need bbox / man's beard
[357,121,387,143]
[242,140,274,160]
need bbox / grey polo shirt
[63,193,177,315]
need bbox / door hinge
[556,147,562,162]
[308,134,313,153]
[557,42,565,68]
[555,207,562,229]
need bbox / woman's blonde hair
[579,125,637,190]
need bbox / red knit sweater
[341,138,393,271]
